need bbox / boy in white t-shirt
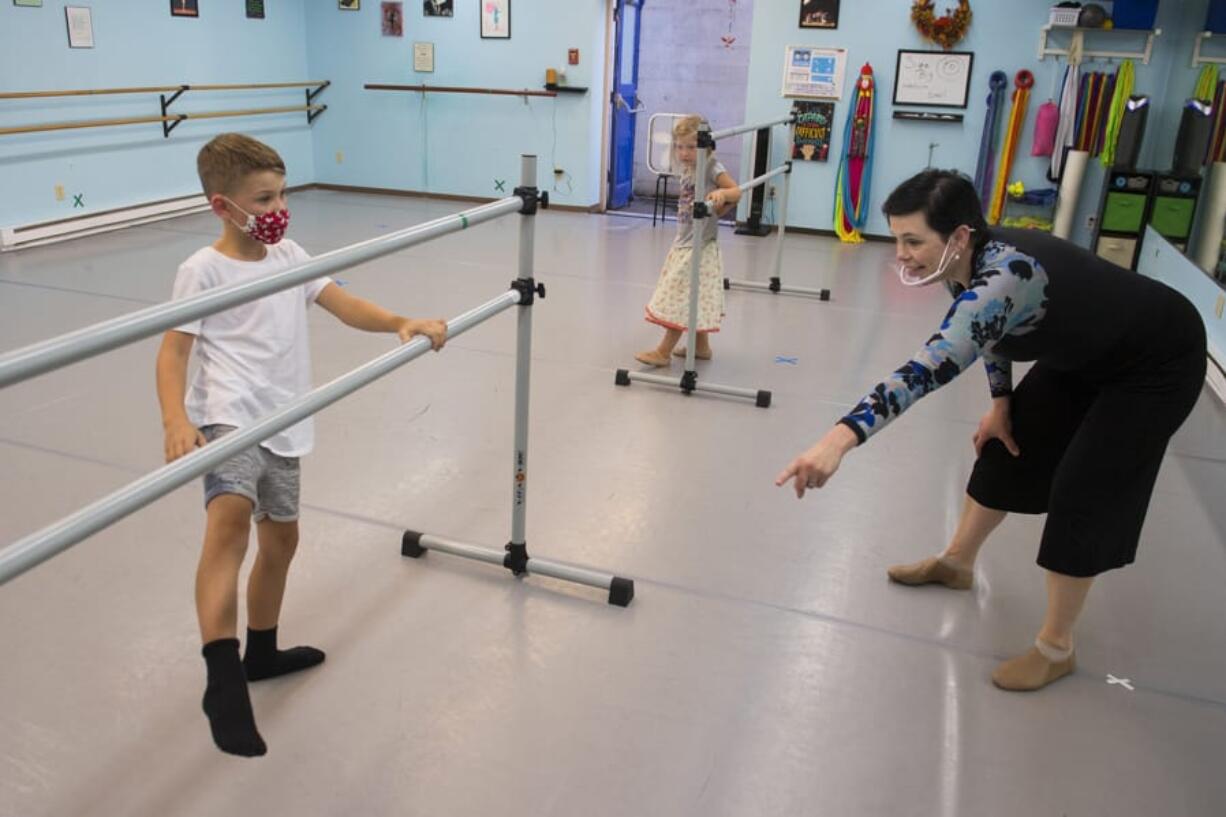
[156,133,448,757]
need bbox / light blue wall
[740,1,1198,247]
[0,1,313,228]
[303,0,608,207]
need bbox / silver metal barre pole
[710,113,796,142]
[735,163,789,196]
[0,196,525,390]
[621,369,771,407]
[412,534,619,594]
[683,127,710,374]
[402,154,635,607]
[511,155,535,549]
[772,122,795,281]
[725,279,831,299]
[0,290,521,587]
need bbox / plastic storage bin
[1111,0,1159,30]
[1207,0,1226,34]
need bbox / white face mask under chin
[897,233,968,287]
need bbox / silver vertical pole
[772,123,794,284]
[685,124,711,376]
[511,155,536,554]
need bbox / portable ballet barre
[615,119,776,408]
[722,111,831,302]
[0,155,635,606]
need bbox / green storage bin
[1102,192,1147,233]
[1149,196,1196,239]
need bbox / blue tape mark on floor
[775,356,798,365]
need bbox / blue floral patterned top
[839,239,1051,444]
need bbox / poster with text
[793,101,834,161]
[781,45,845,99]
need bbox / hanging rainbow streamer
[834,64,876,243]
[1100,59,1134,168]
[988,70,1033,225]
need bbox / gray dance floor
[1,190,1223,816]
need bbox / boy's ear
[208,194,229,219]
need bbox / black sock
[243,626,325,682]
[201,638,266,757]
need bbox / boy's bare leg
[636,327,683,366]
[197,494,253,642]
[243,519,325,681]
[197,494,266,757]
[887,494,1007,589]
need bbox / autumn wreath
[911,0,972,51]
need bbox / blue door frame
[608,0,645,209]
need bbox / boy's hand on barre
[398,318,448,350]
[164,419,206,463]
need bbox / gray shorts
[200,424,301,523]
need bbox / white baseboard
[1,194,211,252]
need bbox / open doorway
[604,0,756,221]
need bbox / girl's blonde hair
[672,114,704,141]
[671,114,705,175]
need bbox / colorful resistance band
[1100,59,1134,167]
[834,63,876,243]
[1050,61,1080,180]
[988,70,1034,225]
[1210,80,1226,164]
[975,71,1009,205]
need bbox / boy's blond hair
[196,133,286,197]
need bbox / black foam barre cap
[608,577,635,607]
[401,530,426,558]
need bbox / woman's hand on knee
[974,402,1020,457]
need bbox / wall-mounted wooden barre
[365,83,557,98]
[0,105,326,137]
[0,81,330,101]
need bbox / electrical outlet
[335,151,344,164]
[54,184,65,201]
[1086,214,1097,231]
[768,186,776,199]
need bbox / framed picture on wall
[14,1,44,8]
[170,0,199,17]
[781,45,846,100]
[247,0,265,19]
[799,0,838,29]
[65,6,94,47]
[382,1,404,36]
[893,50,974,108]
[339,0,360,9]
[480,0,510,39]
[423,0,452,16]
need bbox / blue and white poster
[782,45,846,99]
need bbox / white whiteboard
[892,50,974,108]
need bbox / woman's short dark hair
[882,169,989,254]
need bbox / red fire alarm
[568,48,580,65]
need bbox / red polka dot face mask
[224,198,291,245]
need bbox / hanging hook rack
[1038,25,1161,66]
